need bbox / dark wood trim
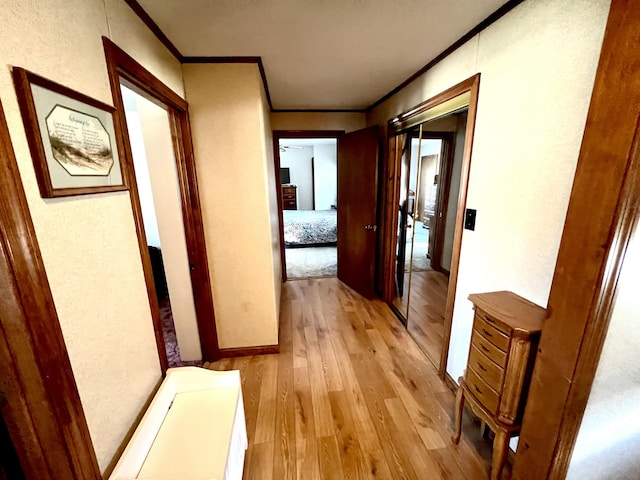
[256,58,273,111]
[438,75,480,380]
[182,56,262,64]
[103,38,220,365]
[388,75,478,135]
[367,0,524,111]
[11,67,128,198]
[273,136,287,282]
[381,134,404,301]
[102,375,163,478]
[272,109,367,113]
[0,100,101,478]
[182,56,274,111]
[553,117,640,479]
[122,0,183,62]
[273,130,344,282]
[381,75,480,380]
[513,2,640,477]
[219,344,280,358]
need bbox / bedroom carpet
[286,246,337,278]
[406,220,431,271]
[159,297,202,368]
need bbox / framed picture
[12,67,127,198]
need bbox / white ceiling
[137,0,510,110]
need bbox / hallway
[207,278,507,479]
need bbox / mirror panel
[387,99,470,370]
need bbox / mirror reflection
[390,106,469,369]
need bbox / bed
[283,209,337,246]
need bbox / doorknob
[364,225,377,231]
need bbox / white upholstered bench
[109,367,247,480]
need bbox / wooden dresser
[281,185,297,210]
[452,291,546,480]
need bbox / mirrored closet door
[385,87,474,371]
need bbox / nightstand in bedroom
[282,185,297,210]
[452,291,546,480]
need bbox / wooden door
[337,126,379,298]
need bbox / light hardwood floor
[207,278,508,479]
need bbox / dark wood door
[337,126,379,298]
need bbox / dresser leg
[451,382,464,444]
[491,429,509,480]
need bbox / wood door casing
[337,126,380,299]
[381,74,481,378]
[513,2,640,476]
[103,38,219,365]
[0,99,100,478]
[272,130,345,282]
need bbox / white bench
[109,367,247,480]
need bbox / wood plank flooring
[207,278,509,479]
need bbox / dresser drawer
[468,345,504,393]
[283,200,297,209]
[465,368,499,415]
[471,331,507,368]
[282,187,296,194]
[282,193,296,200]
[475,307,511,335]
[474,315,510,351]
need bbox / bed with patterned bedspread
[283,209,337,246]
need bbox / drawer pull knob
[474,384,482,394]
[483,315,495,324]
[482,328,492,337]
[477,363,487,372]
[481,345,490,353]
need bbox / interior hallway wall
[271,111,366,133]
[0,0,184,471]
[366,0,612,381]
[183,63,280,349]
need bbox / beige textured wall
[183,63,280,349]
[271,111,366,133]
[260,84,283,317]
[367,0,612,380]
[0,0,184,471]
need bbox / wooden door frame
[381,74,481,378]
[103,38,219,366]
[272,130,343,282]
[513,2,640,478]
[0,99,101,478]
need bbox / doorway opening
[382,75,480,376]
[120,84,200,368]
[103,38,219,370]
[274,131,342,280]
